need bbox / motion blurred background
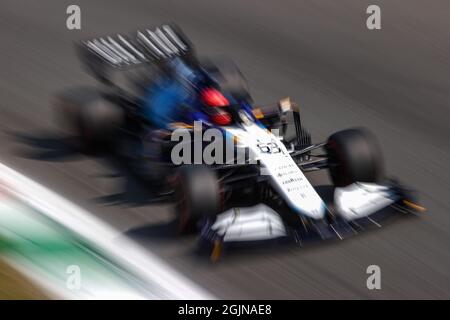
[0,0,449,299]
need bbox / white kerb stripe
[0,161,214,300]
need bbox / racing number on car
[257,140,283,154]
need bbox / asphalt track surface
[0,0,449,299]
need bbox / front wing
[200,181,424,256]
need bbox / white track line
[0,161,214,299]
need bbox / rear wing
[77,24,194,82]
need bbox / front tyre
[326,128,384,187]
[172,165,221,233]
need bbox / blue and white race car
[54,24,425,259]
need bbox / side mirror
[278,97,300,113]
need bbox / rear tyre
[326,128,383,187]
[53,87,124,151]
[172,165,221,234]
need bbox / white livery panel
[226,122,327,219]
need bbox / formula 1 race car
[53,24,425,258]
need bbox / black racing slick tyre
[173,165,221,234]
[53,87,124,150]
[326,128,384,187]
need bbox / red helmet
[201,88,229,107]
[210,110,232,125]
[201,88,231,125]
